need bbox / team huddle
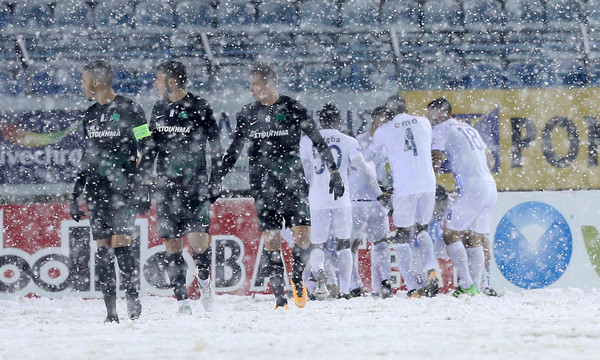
[70,60,497,323]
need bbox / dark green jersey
[219,95,336,194]
[142,93,222,187]
[79,95,150,180]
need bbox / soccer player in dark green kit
[139,61,222,314]
[70,60,152,323]
[214,63,344,309]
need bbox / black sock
[264,249,286,302]
[96,246,117,318]
[291,245,310,285]
[114,246,138,297]
[165,251,188,301]
[192,247,212,281]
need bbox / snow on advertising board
[1,191,599,298]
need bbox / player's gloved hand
[132,184,154,215]
[70,194,85,222]
[328,170,345,200]
[207,176,222,204]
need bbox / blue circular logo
[494,201,572,289]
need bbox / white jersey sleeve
[347,137,383,200]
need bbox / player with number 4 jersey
[365,96,436,297]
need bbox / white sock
[446,241,473,289]
[198,277,210,287]
[466,246,485,291]
[396,243,417,291]
[416,231,437,271]
[480,267,490,290]
[178,299,191,306]
[336,248,353,295]
[302,266,316,293]
[373,241,391,291]
[325,250,338,286]
[350,251,363,291]
[309,248,325,274]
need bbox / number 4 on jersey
[404,127,418,156]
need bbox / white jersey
[366,113,436,196]
[349,132,384,200]
[431,118,496,192]
[300,129,370,209]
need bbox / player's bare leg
[189,232,215,311]
[111,234,141,320]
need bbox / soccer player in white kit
[350,106,394,298]
[365,95,437,298]
[427,98,498,297]
[300,103,382,299]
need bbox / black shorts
[156,182,209,239]
[85,175,136,240]
[253,188,311,232]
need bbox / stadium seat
[395,61,421,90]
[506,62,552,88]
[215,65,248,91]
[0,3,14,30]
[341,0,379,28]
[301,63,339,90]
[31,68,63,95]
[113,69,140,94]
[463,0,502,33]
[299,0,339,29]
[462,62,506,89]
[218,0,255,26]
[421,61,462,90]
[53,0,91,31]
[548,57,587,86]
[546,0,582,30]
[14,2,52,30]
[175,1,214,30]
[586,0,600,28]
[258,2,298,27]
[505,0,546,31]
[135,0,174,31]
[380,0,420,28]
[95,1,135,30]
[0,71,14,95]
[186,65,210,90]
[423,0,462,31]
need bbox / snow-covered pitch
[1,290,599,359]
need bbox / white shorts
[311,207,353,245]
[447,185,497,234]
[350,201,390,242]
[391,191,435,228]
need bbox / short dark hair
[319,103,341,129]
[250,62,278,84]
[83,60,113,86]
[385,94,406,114]
[157,60,187,87]
[435,185,448,202]
[427,97,452,115]
[371,106,394,120]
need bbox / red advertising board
[0,199,453,298]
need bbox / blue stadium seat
[505,0,545,31]
[395,61,421,90]
[135,0,173,30]
[14,2,52,29]
[587,0,600,28]
[506,62,552,88]
[53,0,91,30]
[218,0,255,26]
[0,3,14,30]
[301,63,339,90]
[381,0,420,28]
[463,0,502,33]
[187,65,210,90]
[341,0,379,28]
[175,1,214,30]
[54,65,82,95]
[421,61,462,90]
[338,62,377,90]
[423,0,462,31]
[0,71,14,95]
[95,1,134,30]
[299,0,338,29]
[258,2,298,27]
[547,0,582,30]
[31,69,62,95]
[462,62,506,89]
[215,65,248,91]
[548,58,586,86]
[113,69,140,94]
